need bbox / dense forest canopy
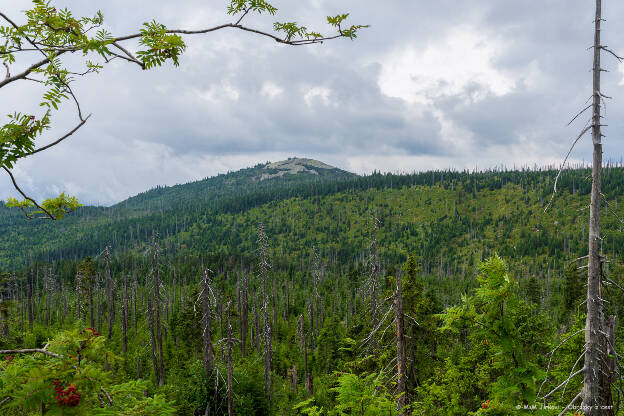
[2,160,624,414]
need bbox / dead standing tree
[257,222,272,402]
[216,301,239,416]
[364,213,381,351]
[542,1,623,414]
[104,246,115,340]
[146,231,166,387]
[311,246,322,347]
[394,269,408,414]
[199,268,216,416]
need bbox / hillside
[3,160,624,279]
[0,157,356,268]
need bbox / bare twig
[543,367,585,399]
[544,125,592,212]
[568,104,592,126]
[112,42,145,69]
[557,391,582,416]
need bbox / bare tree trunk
[582,1,608,413]
[240,272,248,358]
[201,269,214,377]
[147,290,160,384]
[105,247,115,340]
[226,302,234,416]
[133,274,138,337]
[152,232,165,386]
[28,257,33,331]
[201,269,214,416]
[312,247,321,346]
[122,273,128,355]
[369,214,379,350]
[394,269,408,414]
[258,223,272,402]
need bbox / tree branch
[24,114,91,157]
[0,347,60,359]
[0,51,67,89]
[544,125,592,212]
[2,166,55,220]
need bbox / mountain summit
[115,157,356,211]
[258,158,352,181]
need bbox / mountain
[114,157,356,213]
[0,158,357,268]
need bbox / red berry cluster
[481,399,490,409]
[53,379,81,407]
[83,327,100,336]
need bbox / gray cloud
[1,0,624,205]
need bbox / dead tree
[152,232,165,386]
[311,246,321,345]
[394,269,408,414]
[225,302,235,416]
[104,246,115,340]
[239,271,249,358]
[368,214,380,350]
[146,283,160,385]
[542,1,623,413]
[258,223,272,402]
[297,313,312,395]
[582,1,623,413]
[122,273,129,355]
[201,269,215,378]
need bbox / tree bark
[582,1,606,414]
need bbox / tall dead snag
[27,256,34,331]
[297,313,312,395]
[148,232,165,386]
[146,281,160,385]
[368,214,380,350]
[154,233,165,386]
[104,246,115,340]
[122,273,129,355]
[258,223,272,402]
[394,269,407,414]
[311,246,321,346]
[239,271,249,358]
[201,269,215,377]
[583,0,615,413]
[200,269,215,416]
[226,302,235,416]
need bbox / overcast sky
[2,0,624,205]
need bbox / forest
[1,0,623,414]
[1,162,624,415]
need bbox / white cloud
[195,83,240,102]
[378,26,515,105]
[260,82,284,99]
[303,86,332,106]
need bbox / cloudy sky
[2,0,624,205]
